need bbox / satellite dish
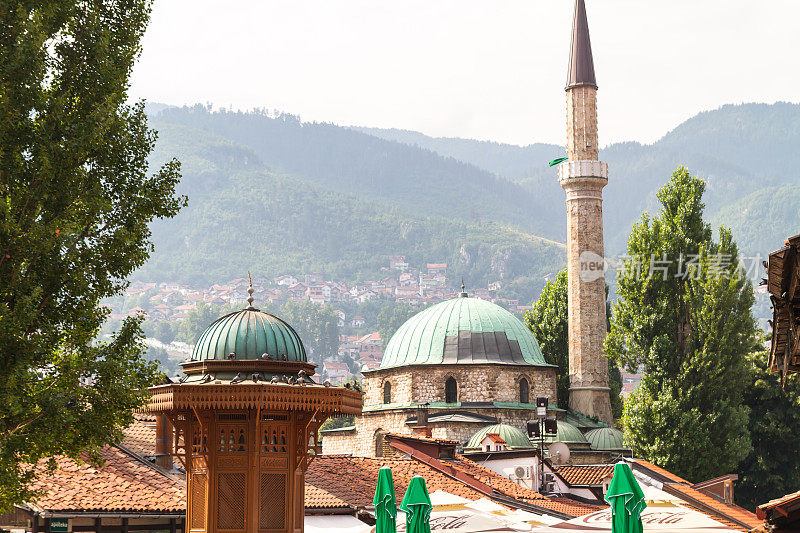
[514,466,526,479]
[548,441,571,466]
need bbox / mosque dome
[466,424,533,450]
[585,427,626,450]
[191,307,306,363]
[380,292,550,369]
[541,420,588,445]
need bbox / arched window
[383,381,392,404]
[445,377,458,404]
[519,378,530,404]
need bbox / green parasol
[605,463,647,533]
[373,466,397,533]
[549,156,568,167]
[400,475,432,533]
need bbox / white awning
[304,515,372,533]
[530,506,738,532]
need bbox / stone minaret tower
[560,0,612,424]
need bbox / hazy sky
[129,0,799,147]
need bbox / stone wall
[321,406,555,458]
[364,364,557,406]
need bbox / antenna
[548,441,571,466]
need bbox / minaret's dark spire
[566,0,597,90]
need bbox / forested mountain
[139,121,565,299]
[151,106,563,240]
[140,102,800,304]
[357,102,800,255]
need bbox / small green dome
[542,420,588,444]
[585,427,626,450]
[191,307,306,362]
[381,294,549,369]
[466,424,533,450]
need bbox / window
[445,377,458,403]
[383,381,392,404]
[519,378,530,404]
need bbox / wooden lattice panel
[190,473,207,530]
[217,472,246,530]
[217,425,247,454]
[259,473,286,530]
[261,423,288,454]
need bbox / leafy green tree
[154,320,177,345]
[524,270,623,417]
[525,271,570,408]
[606,167,758,481]
[377,302,420,349]
[0,0,184,511]
[276,301,339,365]
[736,349,800,510]
[177,302,223,344]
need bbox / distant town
[104,256,546,382]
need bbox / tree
[377,302,419,349]
[524,271,570,408]
[736,348,800,510]
[524,270,623,417]
[0,0,185,510]
[606,167,757,481]
[277,301,339,365]
[177,302,222,344]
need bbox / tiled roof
[629,458,690,483]
[555,465,614,487]
[305,483,351,509]
[121,413,158,458]
[29,446,184,513]
[307,455,485,508]
[385,432,460,446]
[757,488,800,519]
[451,455,603,517]
[486,433,506,444]
[665,483,761,531]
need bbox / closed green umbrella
[373,466,397,533]
[605,463,647,533]
[400,475,432,533]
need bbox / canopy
[530,506,737,533]
[374,466,398,533]
[606,463,646,533]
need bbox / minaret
[560,0,612,424]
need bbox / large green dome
[585,427,626,450]
[191,307,306,362]
[380,293,549,369]
[466,424,533,450]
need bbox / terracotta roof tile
[29,446,184,513]
[555,465,614,487]
[307,455,486,508]
[757,488,800,519]
[486,433,506,444]
[629,459,690,484]
[305,483,351,509]
[121,413,158,458]
[666,483,761,530]
[451,455,604,517]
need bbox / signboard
[50,518,70,533]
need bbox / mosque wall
[363,365,557,407]
[321,406,560,457]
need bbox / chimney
[154,414,173,470]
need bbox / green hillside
[151,106,564,240]
[139,123,566,300]
[357,103,800,256]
